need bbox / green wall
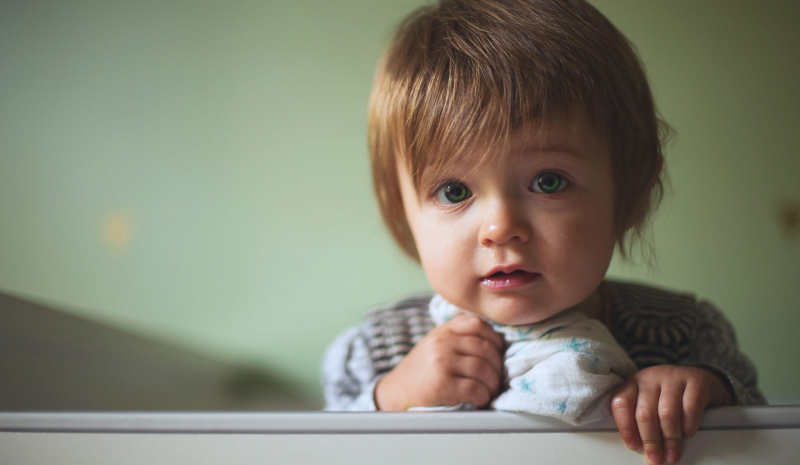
[1,0,798,402]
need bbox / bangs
[373,0,608,193]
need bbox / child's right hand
[374,314,506,411]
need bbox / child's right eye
[435,181,472,204]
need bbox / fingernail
[666,449,679,463]
[647,452,661,465]
[627,439,642,450]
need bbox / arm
[681,300,765,405]
[321,325,379,411]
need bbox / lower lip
[480,272,541,291]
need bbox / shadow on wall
[0,291,320,411]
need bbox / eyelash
[432,180,472,206]
[431,172,571,206]
[530,172,570,194]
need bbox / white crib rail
[1,405,799,433]
[2,407,799,465]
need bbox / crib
[2,406,799,464]
[2,292,798,464]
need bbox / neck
[569,283,607,326]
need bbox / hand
[611,365,734,465]
[374,314,505,411]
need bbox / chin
[483,300,556,326]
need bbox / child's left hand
[611,365,734,465]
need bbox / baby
[322,0,764,464]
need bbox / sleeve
[320,324,380,411]
[681,301,766,405]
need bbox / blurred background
[1,0,798,409]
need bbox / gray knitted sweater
[322,280,766,410]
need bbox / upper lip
[482,264,536,279]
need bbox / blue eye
[436,181,472,204]
[531,172,568,194]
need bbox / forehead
[410,116,610,186]
[506,117,607,161]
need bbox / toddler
[322,0,764,464]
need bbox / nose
[478,197,531,248]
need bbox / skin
[374,117,733,464]
[612,366,733,465]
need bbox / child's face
[398,117,616,326]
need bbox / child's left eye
[530,172,568,194]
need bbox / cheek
[543,200,616,280]
[413,216,475,289]
[569,175,617,261]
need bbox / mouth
[480,268,541,290]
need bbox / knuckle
[611,393,634,410]
[683,395,705,413]
[611,400,627,412]
[635,410,655,424]
[683,397,704,413]
[479,339,494,354]
[461,315,483,332]
[430,334,448,348]
[663,438,682,447]
[658,407,680,423]
[457,379,474,398]
[469,383,490,406]
[486,371,501,391]
[430,352,449,370]
[463,337,480,352]
[463,357,481,374]
[491,355,504,374]
[641,439,662,448]
[422,334,445,353]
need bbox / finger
[658,383,685,464]
[636,384,664,465]
[450,376,492,407]
[611,380,642,450]
[447,314,505,352]
[451,355,502,396]
[453,335,504,374]
[682,376,711,438]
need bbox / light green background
[1,0,798,403]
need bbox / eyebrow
[515,144,587,160]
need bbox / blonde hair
[369,0,668,261]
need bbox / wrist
[705,370,734,406]
[374,373,405,411]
